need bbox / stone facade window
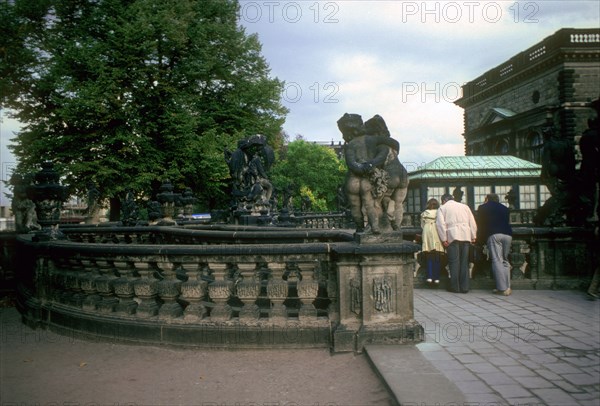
[495,139,510,154]
[529,132,544,164]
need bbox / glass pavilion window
[519,185,537,209]
[473,186,491,208]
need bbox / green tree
[0,0,287,218]
[271,140,346,212]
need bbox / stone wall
[13,225,421,353]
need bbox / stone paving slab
[407,289,600,406]
[364,344,466,405]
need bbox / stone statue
[121,189,140,226]
[364,115,409,231]
[85,182,101,224]
[577,99,600,223]
[338,113,408,234]
[9,173,40,233]
[225,134,275,214]
[536,126,576,226]
[505,188,517,210]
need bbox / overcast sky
[1,0,599,207]
[239,0,599,170]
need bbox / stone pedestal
[334,235,423,352]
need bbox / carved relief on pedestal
[349,277,361,316]
[373,276,393,313]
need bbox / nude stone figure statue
[338,113,409,234]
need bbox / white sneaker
[426,279,432,283]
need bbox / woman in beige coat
[420,198,445,284]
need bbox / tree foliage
[0,0,287,214]
[271,140,346,212]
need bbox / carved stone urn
[26,161,68,239]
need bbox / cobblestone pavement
[413,289,600,405]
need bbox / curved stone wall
[14,225,422,352]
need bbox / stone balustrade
[414,226,596,291]
[14,226,422,352]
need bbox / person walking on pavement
[420,198,446,285]
[436,193,477,293]
[477,193,513,296]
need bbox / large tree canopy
[271,140,346,212]
[1,0,287,215]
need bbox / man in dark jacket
[477,193,513,296]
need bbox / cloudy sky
[239,0,599,170]
[1,0,598,206]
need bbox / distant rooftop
[456,27,600,105]
[409,156,541,180]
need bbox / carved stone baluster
[207,262,233,321]
[267,279,288,322]
[236,280,261,320]
[46,258,63,303]
[156,260,183,319]
[50,258,70,304]
[80,258,102,311]
[508,239,529,280]
[180,262,208,321]
[268,262,286,280]
[132,261,159,318]
[65,258,85,307]
[267,261,289,322]
[95,259,119,313]
[235,262,261,320]
[112,258,137,315]
[297,262,319,320]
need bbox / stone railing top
[57,224,356,244]
[17,225,420,257]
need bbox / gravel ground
[0,307,394,406]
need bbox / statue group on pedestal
[337,113,409,234]
[537,99,600,226]
[225,134,275,215]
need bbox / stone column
[132,261,160,318]
[180,262,208,321]
[95,259,119,313]
[156,260,183,319]
[112,259,137,315]
[296,261,319,320]
[80,258,102,311]
[208,262,233,321]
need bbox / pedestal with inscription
[334,232,424,352]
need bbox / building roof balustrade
[456,27,600,105]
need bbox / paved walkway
[1,289,599,405]
[368,289,600,405]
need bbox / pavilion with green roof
[405,156,549,219]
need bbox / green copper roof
[409,156,541,180]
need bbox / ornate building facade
[455,28,599,164]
